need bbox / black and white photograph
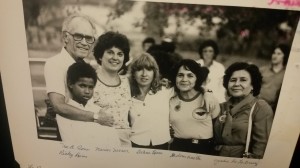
[1,0,300,167]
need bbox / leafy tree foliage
[22,0,62,28]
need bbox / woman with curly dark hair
[92,31,132,147]
[214,62,274,159]
[169,59,220,154]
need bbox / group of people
[44,13,290,159]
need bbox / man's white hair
[61,13,97,35]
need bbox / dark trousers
[170,137,214,155]
[131,141,169,150]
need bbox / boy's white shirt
[56,98,121,147]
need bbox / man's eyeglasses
[64,31,95,44]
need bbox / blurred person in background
[160,37,182,60]
[259,44,290,112]
[196,40,226,103]
[147,37,182,86]
[142,37,156,52]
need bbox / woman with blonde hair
[129,53,173,149]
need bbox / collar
[68,99,85,108]
[68,98,95,108]
[178,91,202,102]
[196,59,215,67]
[61,47,86,63]
[269,64,286,74]
[60,47,77,63]
[227,94,256,116]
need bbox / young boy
[56,62,120,146]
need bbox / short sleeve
[44,59,67,97]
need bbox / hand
[169,125,175,138]
[203,91,218,111]
[243,152,259,159]
[96,108,114,127]
[160,78,171,88]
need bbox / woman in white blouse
[128,53,173,150]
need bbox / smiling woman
[227,70,253,98]
[128,53,173,150]
[92,31,132,147]
[169,59,220,155]
[214,62,274,159]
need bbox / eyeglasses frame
[64,31,95,44]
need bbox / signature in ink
[268,0,300,7]
[27,164,41,168]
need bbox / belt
[173,137,213,144]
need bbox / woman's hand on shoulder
[160,78,171,88]
[203,90,219,111]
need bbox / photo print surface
[1,0,300,168]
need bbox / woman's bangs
[135,56,156,71]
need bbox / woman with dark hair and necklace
[169,59,220,154]
[214,62,274,158]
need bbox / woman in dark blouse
[214,62,274,159]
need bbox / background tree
[137,2,299,58]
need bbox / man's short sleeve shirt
[44,48,75,101]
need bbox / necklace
[174,100,181,111]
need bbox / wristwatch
[93,113,99,123]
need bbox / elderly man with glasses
[44,14,115,141]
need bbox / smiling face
[134,68,154,88]
[64,17,94,60]
[69,77,95,105]
[271,47,285,65]
[176,66,197,93]
[100,47,125,73]
[228,70,253,98]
